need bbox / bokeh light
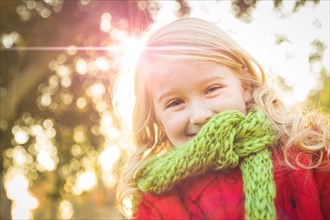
[1,31,20,48]
[98,146,121,172]
[75,58,88,75]
[5,174,39,219]
[123,197,133,218]
[58,200,74,219]
[14,128,29,145]
[73,170,97,195]
[100,13,112,32]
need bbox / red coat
[135,152,330,219]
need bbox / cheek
[158,112,186,140]
[213,94,247,115]
[161,116,181,135]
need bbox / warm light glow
[12,192,38,209]
[11,121,59,177]
[2,34,14,48]
[37,150,55,171]
[67,45,77,55]
[99,111,121,139]
[57,65,71,77]
[16,5,32,21]
[49,75,59,88]
[59,200,74,219]
[58,54,67,64]
[100,12,112,32]
[95,101,107,112]
[1,32,20,48]
[80,0,91,6]
[27,1,36,10]
[123,197,133,218]
[113,37,147,129]
[43,118,53,128]
[76,97,87,109]
[61,76,72,88]
[100,111,113,127]
[98,146,121,172]
[73,126,86,143]
[14,129,29,145]
[0,86,7,98]
[5,174,39,220]
[70,144,82,157]
[74,170,97,194]
[102,173,117,188]
[12,146,27,166]
[40,93,52,106]
[12,203,33,220]
[31,125,42,135]
[95,57,110,71]
[89,83,106,97]
[75,58,88,75]
[40,8,51,18]
[46,128,56,138]
[108,127,120,139]
[62,93,73,105]
[70,159,81,171]
[6,174,29,201]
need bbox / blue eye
[166,99,184,108]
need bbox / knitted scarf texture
[135,110,278,219]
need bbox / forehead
[147,60,235,98]
[145,59,208,81]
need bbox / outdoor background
[0,0,329,219]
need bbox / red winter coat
[135,151,330,219]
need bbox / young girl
[115,18,329,219]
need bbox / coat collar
[177,168,241,201]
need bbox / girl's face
[150,61,251,147]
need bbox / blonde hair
[115,18,330,217]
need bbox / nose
[189,106,213,125]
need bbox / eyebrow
[157,90,176,103]
[156,75,225,103]
[200,75,225,84]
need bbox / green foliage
[307,68,330,113]
[232,0,258,22]
[293,0,320,12]
[231,0,321,22]
[309,39,327,64]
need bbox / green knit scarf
[135,110,278,219]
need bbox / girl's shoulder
[272,146,330,219]
[272,144,329,192]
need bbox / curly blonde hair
[115,18,330,218]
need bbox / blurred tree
[231,0,321,22]
[1,0,156,219]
